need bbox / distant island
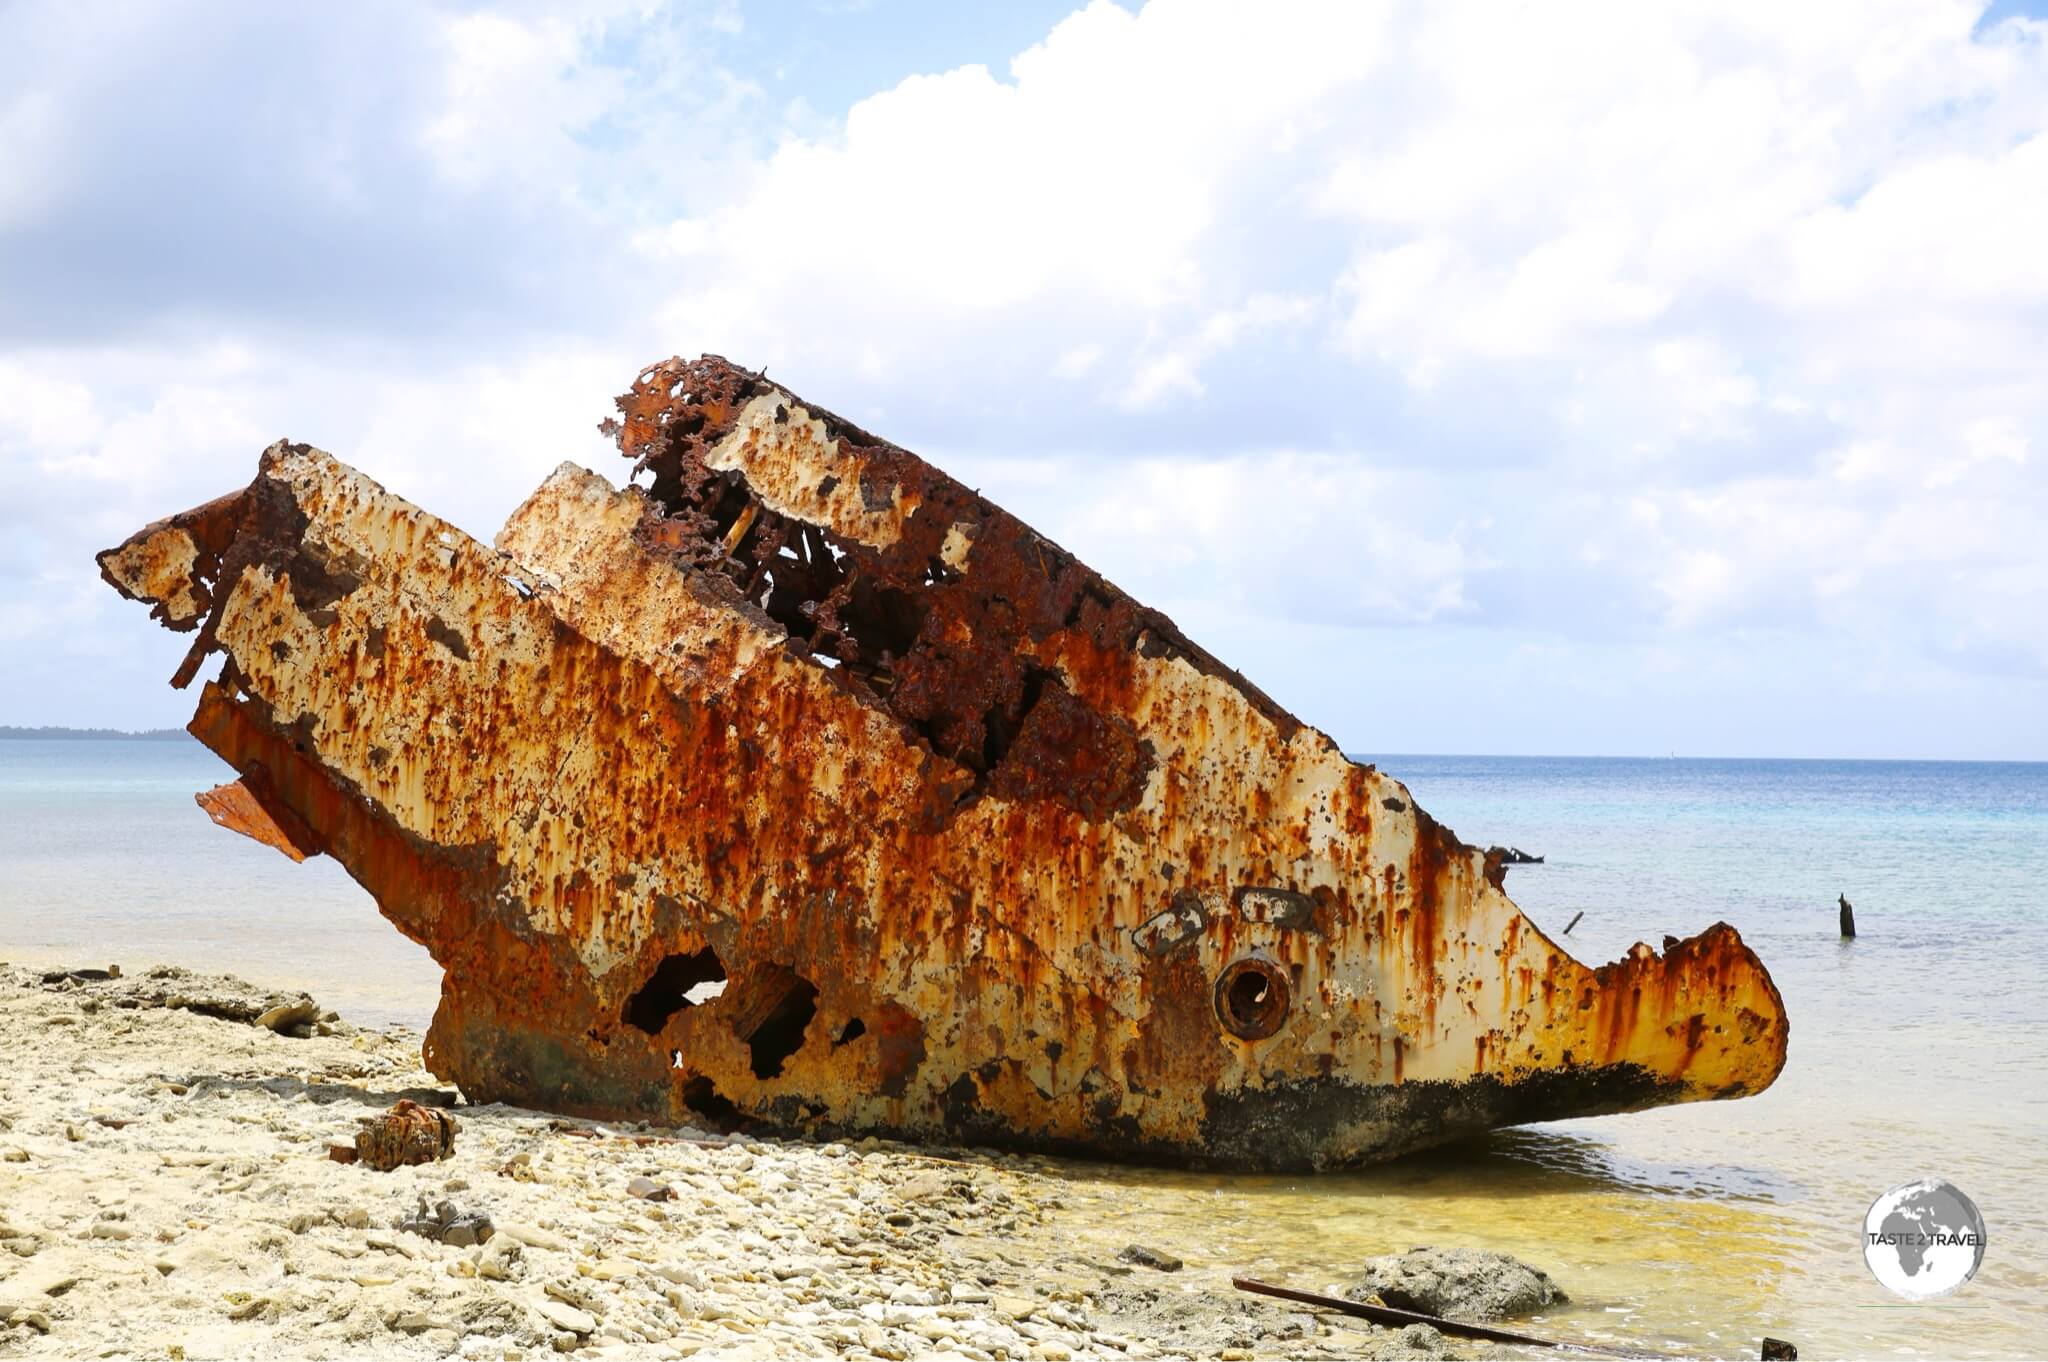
[0,725,191,741]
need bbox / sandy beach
[0,962,1465,1361]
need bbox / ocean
[2,739,2043,1357]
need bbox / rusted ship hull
[98,357,1788,1169]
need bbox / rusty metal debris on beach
[97,355,1789,1169]
[349,1099,460,1172]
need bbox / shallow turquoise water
[1,741,2043,1356]
[0,737,442,1027]
[1071,754,2048,1360]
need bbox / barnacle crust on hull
[96,356,1789,1170]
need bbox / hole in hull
[834,1017,867,1047]
[622,947,727,1035]
[1215,957,1291,1041]
[736,970,819,1079]
[680,1074,740,1127]
[1229,972,1268,1016]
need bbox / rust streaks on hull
[96,357,1789,1170]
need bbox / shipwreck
[98,356,1788,1169]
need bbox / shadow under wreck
[97,355,1789,1170]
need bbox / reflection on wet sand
[1468,1129,1804,1202]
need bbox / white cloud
[959,449,1487,631]
[0,362,100,456]
[1116,294,1318,409]
[641,1,1391,390]
[422,13,598,188]
[1049,343,1104,379]
[2,0,2045,751]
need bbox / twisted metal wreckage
[99,356,1789,1170]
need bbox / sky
[3,0,2045,760]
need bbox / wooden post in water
[1563,910,1585,935]
[1838,893,1856,939]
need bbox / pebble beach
[0,963,1464,1361]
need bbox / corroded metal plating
[97,356,1789,1169]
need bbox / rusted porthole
[1214,958,1290,1041]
